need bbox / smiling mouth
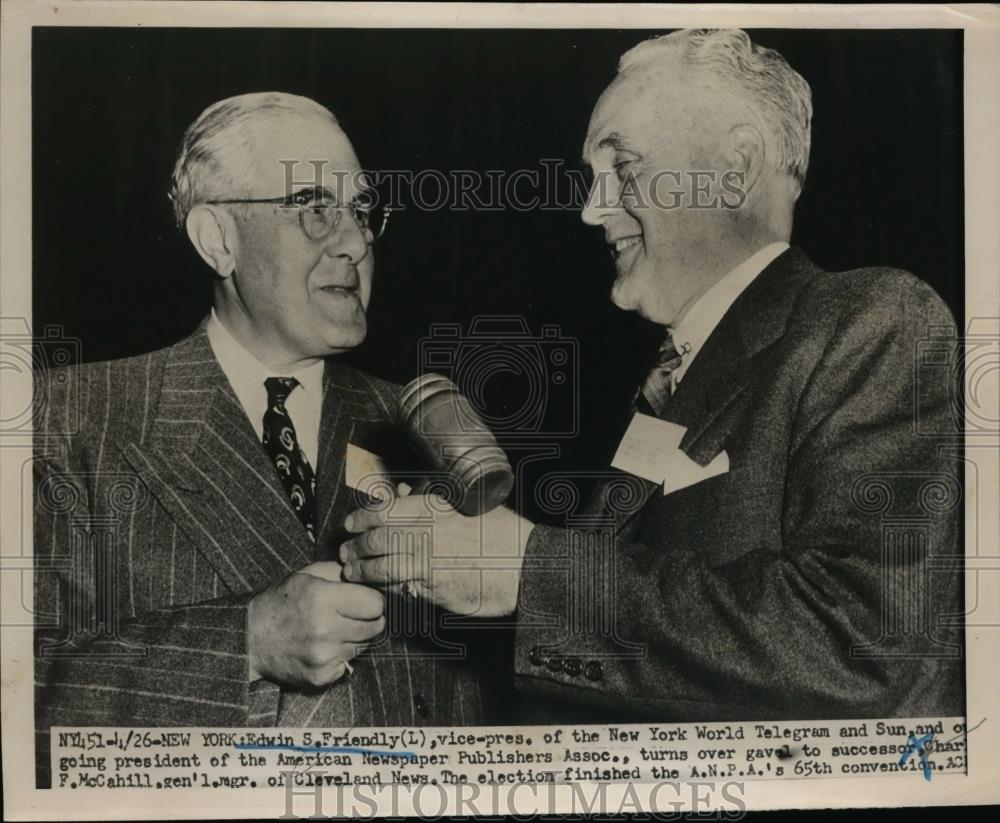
[609,235,642,260]
[319,284,359,294]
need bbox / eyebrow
[581,132,640,165]
[289,185,334,201]
[598,132,632,152]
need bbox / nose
[324,211,370,264]
[581,172,619,226]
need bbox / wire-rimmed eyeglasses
[205,186,391,243]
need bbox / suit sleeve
[513,274,962,719]
[33,449,276,787]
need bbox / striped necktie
[634,331,684,417]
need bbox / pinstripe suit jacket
[33,320,487,786]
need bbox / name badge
[345,443,392,501]
[611,413,729,494]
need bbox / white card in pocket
[345,443,391,500]
[611,412,729,495]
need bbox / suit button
[563,658,582,677]
[546,655,564,673]
[584,661,604,682]
[528,646,547,666]
[414,694,428,718]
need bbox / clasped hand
[340,492,534,618]
[247,561,385,687]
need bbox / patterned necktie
[634,331,685,417]
[262,377,316,541]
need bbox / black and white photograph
[2,2,998,819]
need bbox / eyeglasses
[205,186,391,243]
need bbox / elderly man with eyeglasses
[33,92,485,785]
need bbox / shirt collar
[206,308,325,406]
[669,241,789,383]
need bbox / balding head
[169,91,341,229]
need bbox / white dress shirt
[206,309,324,469]
[669,241,789,390]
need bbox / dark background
[32,27,964,517]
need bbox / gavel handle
[403,475,458,502]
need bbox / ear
[724,124,766,197]
[185,205,238,277]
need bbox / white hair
[168,91,338,228]
[619,29,813,190]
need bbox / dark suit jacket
[514,248,964,721]
[33,321,487,786]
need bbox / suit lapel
[677,247,822,457]
[121,322,313,595]
[314,362,401,558]
[611,247,822,530]
[665,304,752,464]
[313,365,356,556]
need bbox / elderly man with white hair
[344,29,964,722]
[33,91,487,786]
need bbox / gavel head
[396,373,515,516]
